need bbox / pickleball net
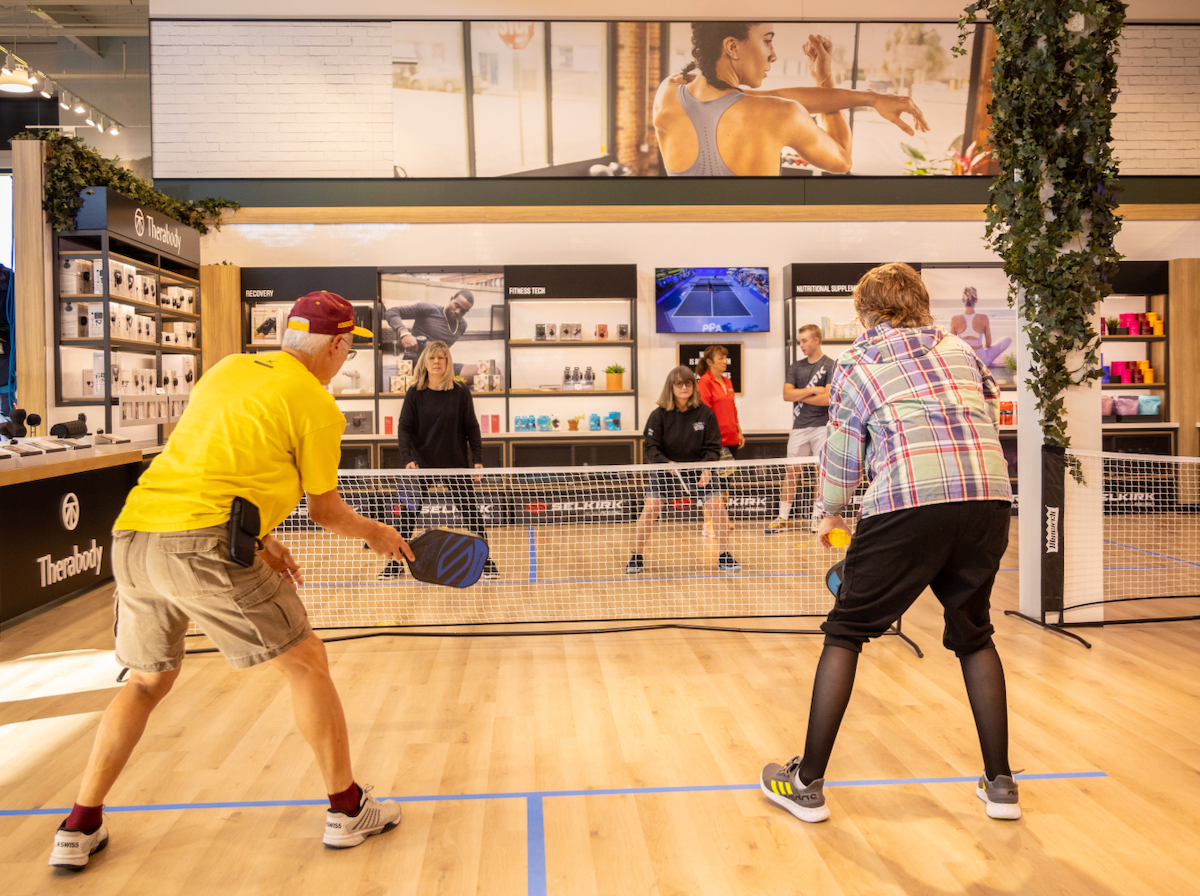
[1058,449,1200,625]
[271,458,862,629]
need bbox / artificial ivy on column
[956,1,1126,456]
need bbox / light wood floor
[3,525,1200,895]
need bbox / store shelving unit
[503,264,639,454]
[53,188,203,438]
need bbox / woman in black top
[627,366,740,574]
[379,341,498,580]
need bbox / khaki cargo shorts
[112,526,312,672]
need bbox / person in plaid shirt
[760,263,1020,825]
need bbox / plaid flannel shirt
[819,323,1013,520]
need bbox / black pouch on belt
[227,497,262,567]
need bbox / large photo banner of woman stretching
[391,20,998,179]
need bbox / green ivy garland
[956,1,1126,453]
[13,131,239,235]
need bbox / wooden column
[200,264,241,371]
[12,140,51,425]
[1169,259,1200,506]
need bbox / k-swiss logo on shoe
[329,823,342,828]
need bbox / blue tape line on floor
[1,771,1107,817]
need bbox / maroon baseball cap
[286,291,372,338]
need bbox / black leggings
[396,476,487,542]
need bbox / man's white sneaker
[323,784,402,849]
[48,822,109,870]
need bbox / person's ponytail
[683,22,754,91]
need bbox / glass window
[470,21,548,176]
[392,21,470,177]
[550,22,609,164]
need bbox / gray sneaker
[976,773,1021,820]
[760,756,830,823]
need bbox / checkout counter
[0,441,149,626]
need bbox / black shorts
[822,500,1011,657]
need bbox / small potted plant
[567,414,585,431]
[1107,316,1126,336]
[604,363,626,391]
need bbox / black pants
[396,476,487,542]
[822,500,1011,657]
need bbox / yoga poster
[922,267,1017,387]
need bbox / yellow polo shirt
[114,352,345,536]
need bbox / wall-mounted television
[655,267,769,334]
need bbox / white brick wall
[151,21,393,178]
[1113,26,1200,174]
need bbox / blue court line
[528,527,537,584]
[3,772,1108,896]
[0,771,1107,818]
[1103,540,1200,569]
[527,798,547,896]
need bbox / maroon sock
[328,782,362,816]
[64,803,103,833]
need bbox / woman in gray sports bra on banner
[654,23,930,176]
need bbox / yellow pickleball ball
[827,528,851,548]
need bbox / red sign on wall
[497,22,535,51]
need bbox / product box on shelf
[397,360,413,375]
[343,411,373,435]
[80,368,94,395]
[61,302,82,338]
[142,277,157,305]
[489,374,504,392]
[91,351,106,396]
[561,323,582,341]
[390,375,411,395]
[59,259,93,295]
[88,305,105,338]
[594,324,608,340]
[181,357,195,392]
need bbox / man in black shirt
[382,290,474,363]
[766,324,834,534]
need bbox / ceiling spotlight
[85,109,96,126]
[95,116,105,132]
[108,122,120,136]
[2,53,12,76]
[73,98,86,114]
[59,91,70,109]
[39,78,52,99]
[0,65,34,93]
[25,68,37,86]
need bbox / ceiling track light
[0,44,124,135]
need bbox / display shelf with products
[1098,264,1171,433]
[503,264,639,434]
[52,188,203,441]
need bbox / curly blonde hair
[853,263,932,329]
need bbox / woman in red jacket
[696,345,744,537]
